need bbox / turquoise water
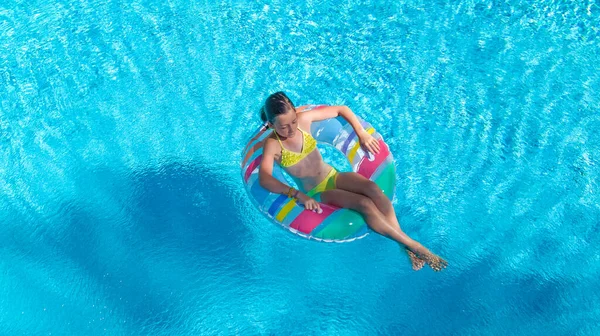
[1,0,599,335]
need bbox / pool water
[1,0,599,335]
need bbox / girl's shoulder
[296,106,314,131]
[262,132,279,150]
[295,105,311,113]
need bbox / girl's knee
[355,196,376,213]
[364,180,384,198]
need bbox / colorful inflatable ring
[240,105,396,242]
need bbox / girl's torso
[270,119,333,192]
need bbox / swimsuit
[305,167,338,202]
[274,127,317,168]
[274,127,338,201]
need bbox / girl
[258,92,447,271]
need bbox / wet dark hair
[259,91,295,126]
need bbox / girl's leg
[320,188,447,271]
[335,172,402,230]
[334,172,432,270]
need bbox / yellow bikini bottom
[306,168,339,202]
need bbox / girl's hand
[358,130,380,155]
[296,192,323,213]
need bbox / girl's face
[269,109,297,138]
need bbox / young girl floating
[257,92,447,271]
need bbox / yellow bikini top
[274,127,317,167]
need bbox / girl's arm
[258,139,297,195]
[299,105,380,154]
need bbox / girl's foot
[406,250,426,271]
[422,253,448,272]
[410,246,448,272]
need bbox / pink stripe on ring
[289,204,337,234]
[356,139,390,179]
[244,155,262,182]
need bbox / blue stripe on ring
[261,192,281,213]
[268,194,289,217]
[281,205,305,226]
[341,131,357,154]
[340,120,370,154]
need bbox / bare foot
[409,246,448,272]
[406,250,426,271]
[422,253,448,272]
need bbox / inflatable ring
[241,105,396,242]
